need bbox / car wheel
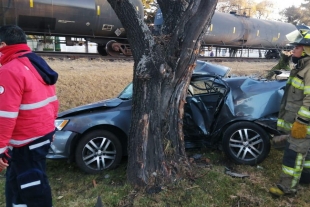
[222,121,270,165]
[75,130,122,174]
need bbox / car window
[191,81,208,95]
[118,83,133,99]
[191,78,227,95]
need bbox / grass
[2,148,309,206]
[1,58,309,206]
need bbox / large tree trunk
[107,0,218,188]
[128,57,197,187]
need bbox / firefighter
[0,25,58,206]
[269,29,310,196]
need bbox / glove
[291,121,308,139]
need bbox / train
[0,0,144,56]
[202,12,301,50]
[0,0,306,56]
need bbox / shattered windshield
[118,83,133,100]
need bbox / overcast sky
[265,0,306,20]
[273,0,305,10]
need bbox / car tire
[75,130,122,174]
[222,121,270,165]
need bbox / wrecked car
[49,61,286,173]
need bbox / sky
[264,0,306,20]
[273,0,305,10]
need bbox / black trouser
[5,131,54,207]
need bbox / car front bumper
[47,130,78,159]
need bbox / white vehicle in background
[274,70,290,79]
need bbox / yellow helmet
[286,29,310,46]
[286,29,310,55]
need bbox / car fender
[63,109,131,135]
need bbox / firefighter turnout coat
[277,56,310,190]
[277,56,310,135]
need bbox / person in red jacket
[0,25,59,207]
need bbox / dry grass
[46,58,278,112]
[48,58,134,111]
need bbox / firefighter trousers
[278,135,310,192]
[5,131,54,207]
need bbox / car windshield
[118,83,133,100]
[117,61,230,100]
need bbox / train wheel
[97,45,108,56]
[105,40,122,56]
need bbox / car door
[187,75,229,133]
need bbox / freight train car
[154,10,309,54]
[0,0,305,56]
[203,11,299,49]
[0,0,144,56]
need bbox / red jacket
[0,52,59,156]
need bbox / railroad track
[35,51,131,61]
[35,51,278,63]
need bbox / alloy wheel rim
[228,128,264,161]
[82,137,117,170]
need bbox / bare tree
[280,0,310,25]
[217,0,256,16]
[106,0,218,188]
[280,6,303,25]
[300,0,310,25]
[255,0,273,19]
[217,0,275,19]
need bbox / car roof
[193,60,231,77]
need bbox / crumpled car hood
[58,98,122,117]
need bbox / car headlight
[55,119,69,131]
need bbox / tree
[106,0,218,188]
[217,0,275,19]
[280,0,310,25]
[300,0,310,25]
[142,0,154,8]
[217,0,256,17]
[280,6,303,25]
[142,0,157,25]
[255,0,273,19]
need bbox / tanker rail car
[202,11,299,50]
[0,0,306,56]
[0,0,144,56]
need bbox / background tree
[280,6,303,25]
[217,0,256,16]
[106,0,218,189]
[300,0,310,25]
[217,0,275,19]
[280,0,310,25]
[141,0,154,7]
[255,0,273,19]
[143,0,157,25]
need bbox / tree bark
[107,0,218,188]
